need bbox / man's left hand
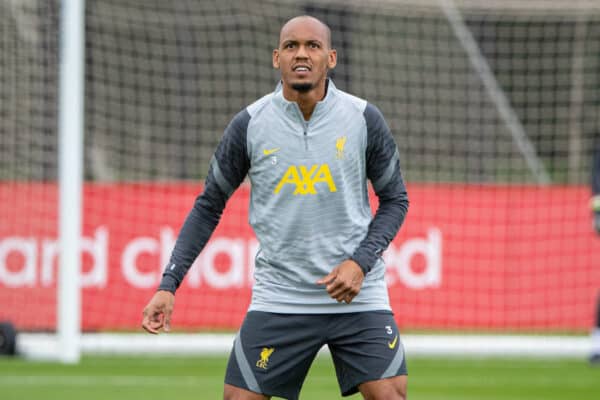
[317,260,365,304]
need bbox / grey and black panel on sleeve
[364,103,401,192]
[210,109,252,197]
[351,103,409,276]
[158,109,251,293]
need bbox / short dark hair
[279,15,332,48]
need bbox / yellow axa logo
[256,347,275,369]
[274,164,337,195]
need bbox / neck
[282,79,328,120]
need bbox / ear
[272,49,280,69]
[327,49,337,69]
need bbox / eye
[309,42,321,49]
[284,42,296,49]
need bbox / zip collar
[273,79,338,124]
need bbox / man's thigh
[224,312,326,400]
[327,311,408,397]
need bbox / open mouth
[293,65,311,73]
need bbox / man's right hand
[142,290,175,334]
[592,196,600,235]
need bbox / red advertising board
[1,182,599,331]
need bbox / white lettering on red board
[0,227,442,290]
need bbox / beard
[291,81,314,93]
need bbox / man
[142,15,409,399]
[590,138,600,364]
[592,137,600,235]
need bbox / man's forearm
[351,178,409,275]
[158,178,228,293]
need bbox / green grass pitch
[1,355,599,399]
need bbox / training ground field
[1,355,599,399]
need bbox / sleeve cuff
[157,274,178,294]
[350,251,374,276]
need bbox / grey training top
[159,80,409,313]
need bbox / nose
[295,44,309,59]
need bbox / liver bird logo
[256,347,275,369]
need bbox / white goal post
[56,0,85,364]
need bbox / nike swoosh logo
[263,148,280,155]
[388,335,398,349]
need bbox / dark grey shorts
[224,310,407,400]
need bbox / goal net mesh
[1,0,599,333]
